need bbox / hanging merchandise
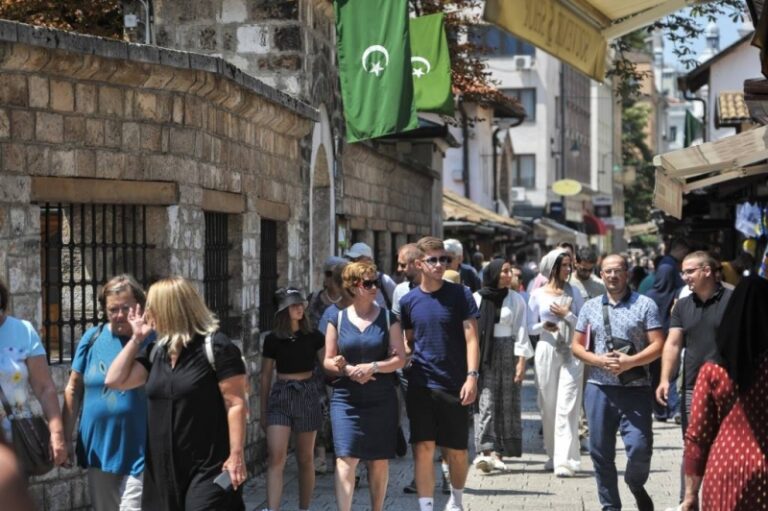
[760,243,768,278]
[735,202,763,238]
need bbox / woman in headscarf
[527,248,584,477]
[680,276,768,511]
[471,259,532,473]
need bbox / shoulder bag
[0,384,53,476]
[602,304,646,385]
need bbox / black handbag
[602,304,647,385]
[0,385,53,476]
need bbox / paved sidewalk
[243,371,684,510]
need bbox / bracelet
[467,370,479,378]
[371,361,379,374]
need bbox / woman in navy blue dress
[323,261,406,511]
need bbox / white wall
[590,80,614,194]
[485,50,560,210]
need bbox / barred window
[40,203,151,364]
[204,212,233,336]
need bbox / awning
[583,213,608,235]
[623,222,659,240]
[533,217,588,247]
[653,125,768,218]
[443,189,527,237]
[483,0,701,82]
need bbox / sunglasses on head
[361,278,380,290]
[423,255,452,266]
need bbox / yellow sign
[484,0,607,82]
[552,179,583,196]
[653,170,683,220]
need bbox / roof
[717,91,752,128]
[443,189,525,235]
[680,32,755,93]
[459,83,526,119]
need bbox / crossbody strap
[602,303,615,351]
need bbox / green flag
[335,0,418,142]
[684,110,703,147]
[410,13,454,115]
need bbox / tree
[622,102,655,224]
[0,0,122,38]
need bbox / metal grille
[204,212,233,336]
[259,219,278,332]
[40,203,150,364]
[390,233,399,275]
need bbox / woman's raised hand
[127,304,152,342]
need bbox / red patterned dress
[684,360,768,510]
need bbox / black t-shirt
[670,286,732,390]
[262,330,324,374]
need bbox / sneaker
[544,458,554,471]
[490,456,506,471]
[554,465,575,477]
[474,455,492,473]
[403,479,417,494]
[629,485,654,511]
[673,413,682,425]
[314,457,328,474]
[441,472,451,495]
[443,499,464,511]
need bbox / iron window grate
[204,212,234,337]
[259,219,278,332]
[40,203,152,364]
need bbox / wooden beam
[31,177,178,205]
[255,198,291,221]
[202,189,245,214]
[349,217,366,230]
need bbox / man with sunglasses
[399,237,480,511]
[569,247,606,301]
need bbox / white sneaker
[554,465,575,477]
[544,457,554,471]
[443,500,464,511]
[474,455,492,473]
[490,456,506,471]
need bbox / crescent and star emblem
[362,45,390,77]
[411,56,432,78]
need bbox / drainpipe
[459,98,471,199]
[492,114,524,213]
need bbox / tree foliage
[0,0,122,38]
[608,0,746,102]
[622,102,655,224]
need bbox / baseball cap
[344,242,373,260]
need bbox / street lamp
[551,139,581,159]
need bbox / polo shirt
[669,285,732,390]
[575,290,662,387]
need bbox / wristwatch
[371,361,380,374]
[467,370,479,378]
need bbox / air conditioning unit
[509,187,527,202]
[513,55,534,70]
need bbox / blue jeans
[585,383,653,511]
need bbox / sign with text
[484,0,607,82]
[653,170,683,219]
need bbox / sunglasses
[361,278,380,290]
[423,255,452,266]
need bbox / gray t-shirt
[568,274,606,301]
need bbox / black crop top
[262,330,325,374]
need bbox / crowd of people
[0,235,766,511]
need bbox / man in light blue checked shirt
[572,254,665,511]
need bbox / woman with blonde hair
[324,261,406,511]
[106,276,247,511]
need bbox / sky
[661,6,752,71]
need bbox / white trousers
[86,468,143,511]
[534,336,584,471]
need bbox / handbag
[0,384,53,476]
[602,304,647,385]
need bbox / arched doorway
[309,105,335,292]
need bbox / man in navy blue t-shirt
[400,237,480,511]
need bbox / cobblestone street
[243,370,684,510]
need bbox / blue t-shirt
[0,317,47,440]
[400,282,479,392]
[71,325,152,476]
[318,303,341,336]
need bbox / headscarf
[715,276,768,391]
[539,248,567,282]
[477,259,509,368]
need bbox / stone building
[151,0,445,289]
[0,19,321,508]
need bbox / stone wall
[0,20,315,509]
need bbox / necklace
[326,291,342,304]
